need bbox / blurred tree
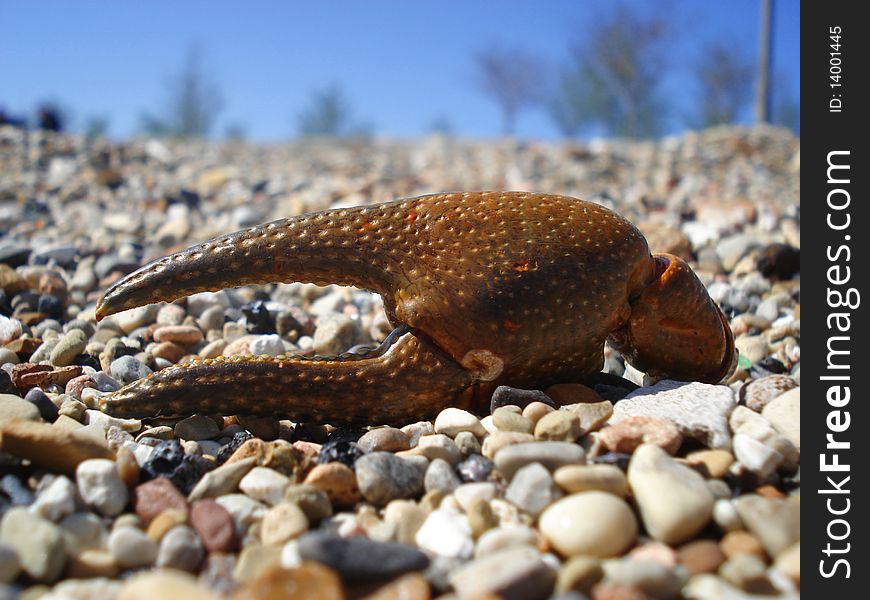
[548,4,669,138]
[140,45,223,138]
[691,42,754,128]
[472,44,547,136]
[297,86,370,138]
[84,115,110,139]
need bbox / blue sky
[0,0,799,140]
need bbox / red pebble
[132,476,189,524]
[190,499,239,553]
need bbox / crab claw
[609,253,737,383]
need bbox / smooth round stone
[0,347,19,365]
[59,512,108,556]
[481,431,536,459]
[733,495,800,558]
[494,441,586,479]
[355,451,424,506]
[448,546,556,600]
[190,499,239,553]
[553,464,627,497]
[356,427,410,453]
[761,387,800,450]
[31,475,77,522]
[712,499,744,532]
[107,526,158,568]
[434,407,486,438]
[0,507,66,583]
[76,458,130,516]
[0,392,42,421]
[505,462,559,517]
[312,314,359,355]
[424,458,460,494]
[383,499,428,546]
[774,542,800,585]
[146,508,188,541]
[261,502,309,545]
[400,421,435,447]
[156,303,187,326]
[555,556,604,594]
[539,492,638,558]
[249,334,285,356]
[414,433,462,465]
[466,497,498,538]
[685,449,735,479]
[25,387,58,422]
[156,525,204,572]
[283,484,333,523]
[109,355,152,385]
[174,414,220,441]
[732,434,782,478]
[534,410,581,441]
[153,325,204,345]
[49,328,88,367]
[522,401,555,423]
[453,482,497,512]
[602,557,686,599]
[627,444,714,545]
[454,430,482,456]
[239,466,292,506]
[490,386,556,412]
[415,508,474,559]
[475,524,538,558]
[115,569,217,600]
[677,539,726,575]
[303,462,362,508]
[493,406,535,434]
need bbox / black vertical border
[803,2,869,596]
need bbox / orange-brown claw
[95,192,735,423]
[608,253,737,384]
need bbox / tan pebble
[198,339,226,358]
[222,337,252,356]
[553,464,627,497]
[153,325,204,346]
[774,542,800,585]
[260,502,308,545]
[685,449,734,479]
[556,555,604,594]
[562,401,614,434]
[233,545,284,584]
[534,410,581,441]
[359,572,430,600]
[627,541,678,567]
[356,427,411,453]
[481,431,535,459]
[466,497,498,538]
[146,508,188,541]
[720,530,768,562]
[755,484,786,499]
[599,416,682,455]
[383,499,428,545]
[539,492,637,558]
[0,418,113,475]
[522,401,555,423]
[65,549,119,579]
[591,581,653,600]
[233,562,343,600]
[303,462,361,508]
[150,341,187,362]
[492,407,534,434]
[677,539,726,575]
[719,554,777,594]
[116,569,216,600]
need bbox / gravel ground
[0,125,799,599]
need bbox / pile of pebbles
[0,125,799,599]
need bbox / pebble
[627,444,714,545]
[312,313,360,355]
[685,449,735,479]
[475,524,538,558]
[494,441,586,479]
[132,477,189,523]
[732,495,800,558]
[48,328,87,366]
[30,475,77,522]
[677,539,726,575]
[155,525,204,572]
[490,385,556,411]
[283,484,333,524]
[108,526,158,568]
[481,430,536,458]
[0,418,115,473]
[539,492,637,558]
[602,558,686,599]
[239,466,292,506]
[249,334,285,356]
[434,407,486,437]
[0,507,66,582]
[712,499,744,532]
[234,544,283,583]
[719,554,775,594]
[774,542,800,585]
[493,406,536,434]
[449,546,556,600]
[457,452,494,482]
[0,392,42,421]
[613,380,736,450]
[146,508,188,541]
[190,498,239,552]
[413,433,462,465]
[261,502,309,545]
[740,375,797,412]
[24,387,58,422]
[599,416,683,455]
[116,569,217,600]
[553,464,628,497]
[356,451,425,506]
[720,530,767,561]
[454,430,482,455]
[175,414,221,440]
[156,303,187,325]
[505,462,559,517]
[0,543,21,584]
[303,462,361,508]
[109,355,153,385]
[534,410,581,441]
[188,456,257,501]
[560,399,613,433]
[424,457,461,494]
[555,556,604,594]
[76,458,130,516]
[153,324,204,345]
[297,531,429,582]
[356,427,411,453]
[400,421,434,447]
[415,508,474,559]
[761,387,800,450]
[383,500,428,545]
[732,433,782,479]
[234,561,343,600]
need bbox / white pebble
[415,508,473,559]
[76,459,129,516]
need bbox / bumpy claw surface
[96,191,735,424]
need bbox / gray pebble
[355,451,424,506]
[109,355,152,385]
[424,458,461,495]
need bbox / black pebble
[74,353,102,370]
[242,300,275,334]
[0,371,17,395]
[757,243,800,280]
[326,427,367,445]
[751,357,788,377]
[215,431,253,465]
[37,294,65,320]
[141,439,214,494]
[297,532,429,582]
[24,387,58,422]
[490,386,556,413]
[456,453,494,482]
[318,440,362,467]
[0,290,11,316]
[11,292,39,313]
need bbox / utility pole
[755,0,773,123]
